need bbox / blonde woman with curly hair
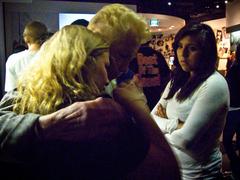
[14,25,109,115]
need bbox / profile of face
[108,37,139,80]
[92,51,110,90]
[176,35,202,75]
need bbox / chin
[180,66,189,72]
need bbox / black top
[226,61,240,107]
[129,46,170,110]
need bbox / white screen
[59,13,95,29]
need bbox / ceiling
[140,13,185,35]
[71,0,234,22]
[63,0,233,35]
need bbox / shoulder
[205,71,228,90]
[196,71,229,101]
[6,50,28,67]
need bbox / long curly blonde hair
[88,4,151,46]
[14,25,108,115]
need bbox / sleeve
[5,56,17,92]
[152,81,171,111]
[151,82,177,133]
[165,77,229,155]
[0,91,41,162]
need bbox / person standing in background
[223,43,240,180]
[129,44,170,110]
[4,21,48,92]
[151,23,229,179]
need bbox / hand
[177,119,184,129]
[38,97,126,142]
[165,118,178,134]
[132,74,142,87]
[155,104,167,118]
[113,81,147,109]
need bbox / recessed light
[168,2,172,6]
[225,0,228,4]
[216,5,220,8]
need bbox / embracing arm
[113,81,181,179]
[0,92,127,162]
[0,92,41,162]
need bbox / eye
[188,45,198,52]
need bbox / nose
[182,47,189,58]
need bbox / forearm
[0,111,41,161]
[0,92,41,162]
[125,101,180,177]
[125,101,173,152]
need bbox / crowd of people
[0,3,239,180]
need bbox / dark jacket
[226,61,240,107]
[0,92,149,180]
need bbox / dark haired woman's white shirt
[151,71,229,179]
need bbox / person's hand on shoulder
[38,97,126,142]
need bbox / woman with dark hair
[151,23,229,179]
[223,43,240,179]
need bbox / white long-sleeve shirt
[151,71,229,179]
[5,50,38,92]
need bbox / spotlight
[168,2,172,6]
[216,4,220,8]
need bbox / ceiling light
[216,5,220,8]
[168,2,172,6]
[225,0,228,4]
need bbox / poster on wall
[216,27,230,59]
[230,30,240,51]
